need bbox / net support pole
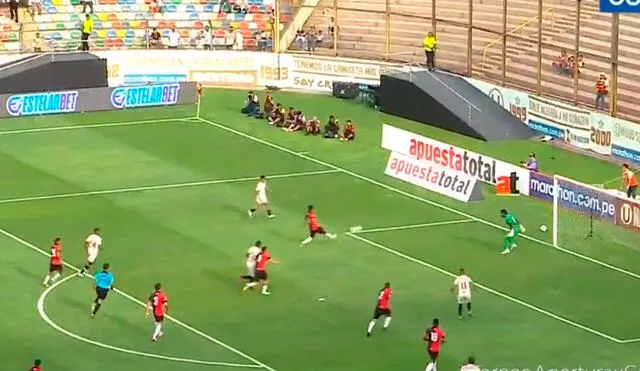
[196,83,202,119]
[552,175,559,247]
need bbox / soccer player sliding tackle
[79,227,102,275]
[146,283,168,342]
[43,238,63,287]
[500,209,525,254]
[91,263,114,318]
[248,176,275,219]
[451,268,473,319]
[423,318,445,371]
[301,205,337,246]
[243,246,278,295]
[366,282,392,337]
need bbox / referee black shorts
[96,287,109,300]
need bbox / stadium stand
[20,0,288,51]
[0,7,21,52]
[299,0,640,120]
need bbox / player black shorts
[309,226,325,238]
[255,270,268,281]
[96,287,109,300]
[373,307,391,319]
[49,263,63,273]
[628,185,637,199]
[428,350,439,360]
[154,314,165,323]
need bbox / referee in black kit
[81,13,94,51]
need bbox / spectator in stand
[258,30,272,51]
[328,16,335,36]
[423,31,437,71]
[203,26,212,50]
[316,30,324,47]
[552,49,569,75]
[224,27,234,49]
[219,0,231,13]
[149,27,162,48]
[232,28,243,50]
[295,29,306,49]
[306,28,317,53]
[575,54,585,76]
[233,0,248,13]
[520,153,538,172]
[81,0,94,14]
[33,32,43,52]
[168,27,180,49]
[80,14,93,50]
[30,0,43,16]
[595,72,609,111]
[9,0,18,23]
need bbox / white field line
[37,275,262,368]
[195,117,640,281]
[346,232,625,344]
[618,338,640,344]
[0,117,195,136]
[0,169,340,205]
[1,228,278,371]
[352,219,476,234]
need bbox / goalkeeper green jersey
[504,214,521,232]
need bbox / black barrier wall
[0,82,198,118]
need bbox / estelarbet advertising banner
[0,82,198,118]
[381,124,531,195]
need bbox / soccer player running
[240,241,262,282]
[91,263,114,318]
[242,246,278,295]
[366,282,392,337]
[146,283,168,342]
[80,227,102,275]
[460,356,480,371]
[248,176,275,219]
[43,238,63,287]
[451,268,473,319]
[29,359,43,371]
[301,205,337,246]
[423,318,445,371]
[500,209,525,254]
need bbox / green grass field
[2,88,639,371]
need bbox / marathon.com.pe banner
[0,82,198,118]
[527,171,640,231]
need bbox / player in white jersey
[248,176,275,219]
[79,227,102,275]
[460,357,480,371]
[240,241,262,282]
[451,268,473,319]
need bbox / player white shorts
[87,247,99,264]
[457,294,471,304]
[255,195,268,205]
[246,261,256,277]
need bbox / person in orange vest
[622,164,637,199]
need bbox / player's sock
[240,275,253,281]
[50,272,61,283]
[92,302,101,315]
[458,303,463,318]
[383,316,391,329]
[80,264,90,274]
[152,323,162,340]
[301,236,313,245]
[425,362,435,371]
[366,320,376,336]
[467,302,472,316]
[43,275,51,286]
[267,209,272,216]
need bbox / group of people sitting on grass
[241,91,356,141]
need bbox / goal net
[552,175,638,250]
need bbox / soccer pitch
[1,89,639,371]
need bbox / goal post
[552,174,618,247]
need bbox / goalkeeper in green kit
[500,209,526,254]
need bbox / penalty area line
[350,219,476,234]
[346,232,626,344]
[0,169,340,205]
[618,338,640,344]
[0,228,279,371]
[37,275,262,368]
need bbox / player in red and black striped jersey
[43,238,63,287]
[366,282,392,337]
[28,359,42,371]
[145,283,168,342]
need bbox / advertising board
[384,151,483,202]
[0,82,198,118]
[381,124,530,195]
